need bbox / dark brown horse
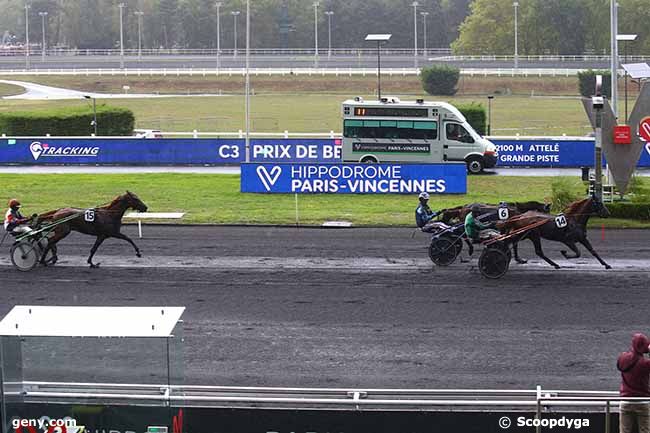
[38,191,148,268]
[497,196,611,269]
[440,201,551,225]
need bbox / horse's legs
[530,235,561,269]
[578,237,612,269]
[560,242,581,259]
[40,225,70,265]
[111,232,142,258]
[88,235,107,268]
[512,239,528,264]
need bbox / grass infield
[1,75,630,136]
[1,173,647,228]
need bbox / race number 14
[555,214,568,228]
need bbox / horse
[37,191,148,268]
[439,201,551,225]
[497,196,611,269]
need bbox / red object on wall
[640,117,650,142]
[614,125,632,144]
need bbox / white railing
[1,48,648,61]
[0,67,595,77]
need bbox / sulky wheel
[10,240,40,272]
[428,237,459,267]
[479,247,511,279]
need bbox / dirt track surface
[1,226,649,391]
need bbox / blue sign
[1,137,649,168]
[492,138,650,168]
[241,163,467,194]
[250,139,341,162]
[0,138,243,164]
[492,139,594,167]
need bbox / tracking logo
[257,166,282,191]
[29,141,100,161]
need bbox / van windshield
[445,123,474,143]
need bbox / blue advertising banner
[241,163,467,194]
[250,139,342,162]
[491,139,594,167]
[0,138,341,165]
[1,136,649,168]
[0,138,243,164]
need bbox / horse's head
[125,191,148,212]
[589,195,610,218]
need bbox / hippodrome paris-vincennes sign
[240,163,467,194]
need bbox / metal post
[39,11,47,63]
[135,11,144,60]
[605,400,611,433]
[594,75,604,201]
[118,3,125,69]
[487,95,494,135]
[420,11,428,57]
[610,0,618,119]
[325,11,333,59]
[92,97,97,136]
[624,42,628,121]
[245,0,250,163]
[232,11,239,58]
[513,2,519,70]
[535,385,542,433]
[377,40,381,100]
[215,2,222,69]
[412,2,418,68]
[313,2,319,67]
[24,4,30,70]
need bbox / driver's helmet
[8,199,20,209]
[418,192,430,201]
[470,204,481,215]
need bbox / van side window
[446,123,474,143]
[344,119,437,140]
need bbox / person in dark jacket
[617,333,650,433]
[415,192,441,232]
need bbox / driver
[4,199,33,234]
[464,204,498,242]
[415,192,441,232]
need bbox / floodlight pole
[513,2,519,70]
[215,2,222,69]
[610,0,618,119]
[118,3,125,69]
[24,4,30,70]
[593,75,604,201]
[135,11,144,60]
[245,0,250,163]
[487,95,494,135]
[377,41,382,100]
[411,2,418,68]
[39,11,47,63]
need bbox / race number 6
[498,207,509,220]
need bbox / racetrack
[1,226,648,391]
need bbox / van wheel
[360,156,378,164]
[466,156,484,174]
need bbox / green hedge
[0,105,135,136]
[606,202,650,220]
[577,70,612,98]
[457,103,487,136]
[420,65,460,96]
